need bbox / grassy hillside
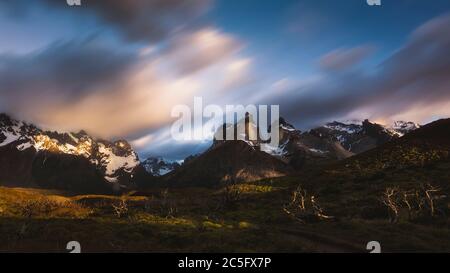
[295,119,450,221]
[0,178,448,252]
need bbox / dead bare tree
[380,187,400,223]
[283,186,307,223]
[292,185,307,211]
[381,183,447,222]
[415,189,426,213]
[401,190,416,220]
[284,185,334,223]
[311,195,334,220]
[112,199,129,218]
[423,184,441,217]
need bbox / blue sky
[1,0,450,160]
[211,0,450,81]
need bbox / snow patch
[105,176,119,183]
[309,148,328,154]
[158,167,172,176]
[16,142,33,151]
[0,131,20,147]
[280,124,296,132]
[98,144,139,176]
[324,123,362,134]
[260,139,289,157]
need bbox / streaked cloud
[44,0,211,43]
[222,58,252,89]
[161,28,243,76]
[318,45,375,71]
[260,13,450,129]
[1,1,450,160]
[0,29,249,140]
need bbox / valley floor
[0,178,449,253]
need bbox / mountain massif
[0,112,421,192]
[162,115,419,186]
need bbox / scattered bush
[217,184,242,210]
[18,198,83,218]
[159,189,178,218]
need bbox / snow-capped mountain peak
[389,121,421,136]
[323,121,363,135]
[257,117,420,165]
[142,157,181,176]
[0,113,143,189]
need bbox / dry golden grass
[0,178,449,253]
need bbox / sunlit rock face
[0,113,149,193]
